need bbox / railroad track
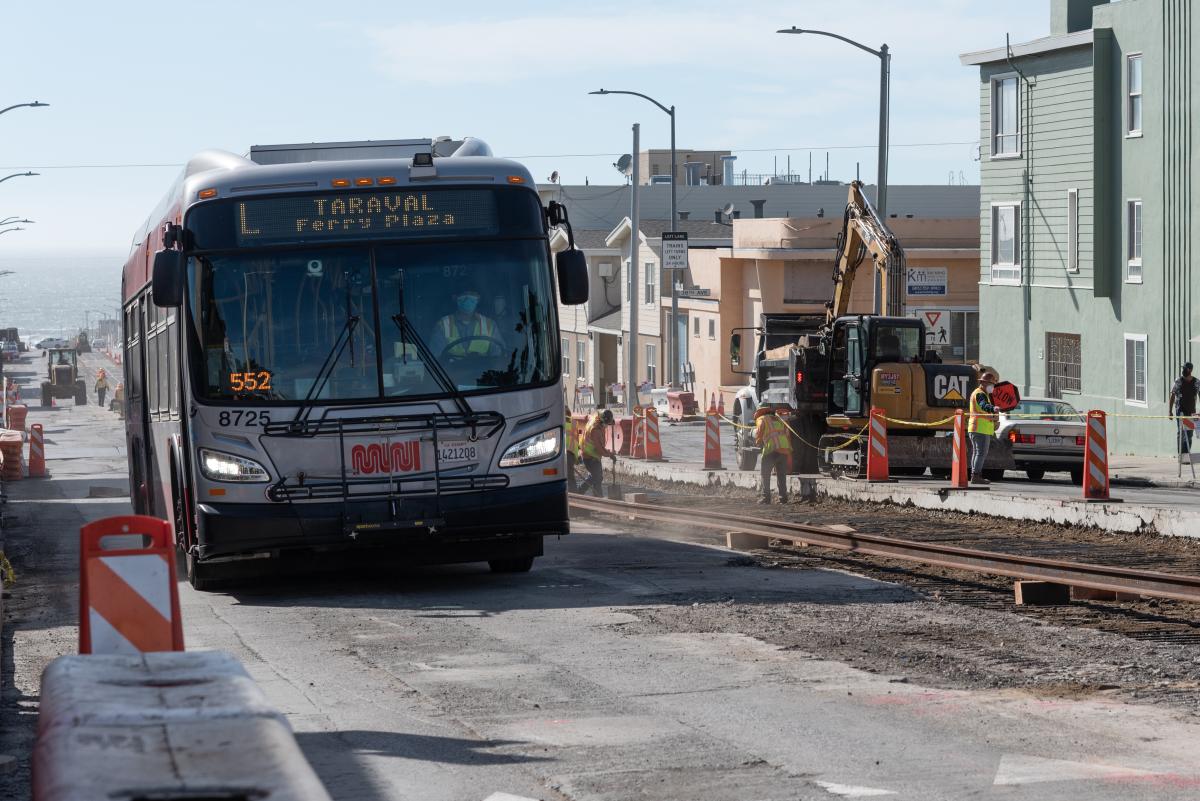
[569,495,1200,604]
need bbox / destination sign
[233,189,499,245]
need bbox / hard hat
[753,406,773,419]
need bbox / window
[1046,332,1082,397]
[990,203,1021,283]
[562,337,570,375]
[644,262,656,304]
[992,76,1020,156]
[708,319,716,340]
[1127,54,1143,136]
[645,343,657,385]
[1124,334,1147,406]
[1127,199,1143,281]
[1067,189,1079,273]
[577,340,586,379]
[949,310,980,363]
[693,317,700,337]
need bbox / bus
[121,138,588,589]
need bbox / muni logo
[933,373,970,402]
[351,441,422,475]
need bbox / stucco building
[962,0,1194,456]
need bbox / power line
[0,140,978,171]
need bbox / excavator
[735,181,1011,477]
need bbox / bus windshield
[191,240,556,402]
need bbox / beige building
[638,149,733,185]
[672,217,981,408]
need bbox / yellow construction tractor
[42,347,87,406]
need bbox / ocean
[0,252,125,346]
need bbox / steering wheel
[439,335,507,361]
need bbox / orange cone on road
[866,407,890,482]
[28,423,46,478]
[950,409,968,489]
[644,407,664,461]
[1083,409,1111,501]
[79,515,184,655]
[704,403,723,470]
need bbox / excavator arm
[827,180,906,324]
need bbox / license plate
[1046,436,1063,446]
[438,441,479,464]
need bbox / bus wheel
[488,556,534,574]
[186,550,221,592]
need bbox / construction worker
[578,409,614,497]
[1169,362,1198,453]
[95,368,110,408]
[429,286,503,359]
[565,406,578,491]
[754,405,792,504]
[111,381,125,416]
[968,369,1000,485]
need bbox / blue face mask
[457,295,479,314]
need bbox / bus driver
[430,286,505,359]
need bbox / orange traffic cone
[866,407,890,482]
[644,407,664,461]
[949,409,968,489]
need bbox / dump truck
[42,347,87,406]
[730,181,1011,478]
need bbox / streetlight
[0,227,25,236]
[0,171,39,186]
[0,101,49,118]
[0,217,33,226]
[590,88,681,388]
[778,26,890,314]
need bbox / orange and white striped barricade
[948,409,971,489]
[643,407,665,461]
[704,399,724,470]
[79,515,184,655]
[866,407,891,482]
[630,405,646,459]
[1082,410,1120,502]
[28,423,46,478]
[1178,416,1197,480]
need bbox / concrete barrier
[34,651,332,801]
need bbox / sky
[1,0,1050,256]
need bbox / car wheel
[1070,467,1084,485]
[1025,468,1046,482]
[984,468,1005,481]
[489,556,534,574]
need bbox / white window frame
[645,343,657,385]
[1124,333,1148,407]
[561,337,570,375]
[576,340,586,379]
[644,262,657,305]
[1127,53,1143,137]
[990,201,1022,284]
[1126,199,1143,282]
[1067,188,1079,273]
[991,74,1021,159]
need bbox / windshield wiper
[391,268,473,418]
[290,315,360,428]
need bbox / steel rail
[570,496,1200,604]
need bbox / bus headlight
[198,448,271,482]
[499,428,560,468]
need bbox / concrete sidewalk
[607,422,1200,539]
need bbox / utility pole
[626,123,640,416]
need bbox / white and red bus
[121,138,587,589]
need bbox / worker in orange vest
[578,409,614,497]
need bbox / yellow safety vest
[564,414,577,458]
[968,387,995,436]
[757,415,793,456]
[440,314,496,356]
[581,413,603,459]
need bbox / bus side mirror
[729,333,741,367]
[556,249,589,305]
[152,250,184,308]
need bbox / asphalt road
[3,353,1200,800]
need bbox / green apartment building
[962,0,1194,456]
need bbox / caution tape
[719,412,867,453]
[0,551,13,586]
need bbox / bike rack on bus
[262,410,508,530]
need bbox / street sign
[920,308,950,347]
[906,267,947,296]
[662,231,689,270]
[677,287,711,298]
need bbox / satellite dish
[615,154,632,176]
[721,202,736,217]
[548,170,560,184]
